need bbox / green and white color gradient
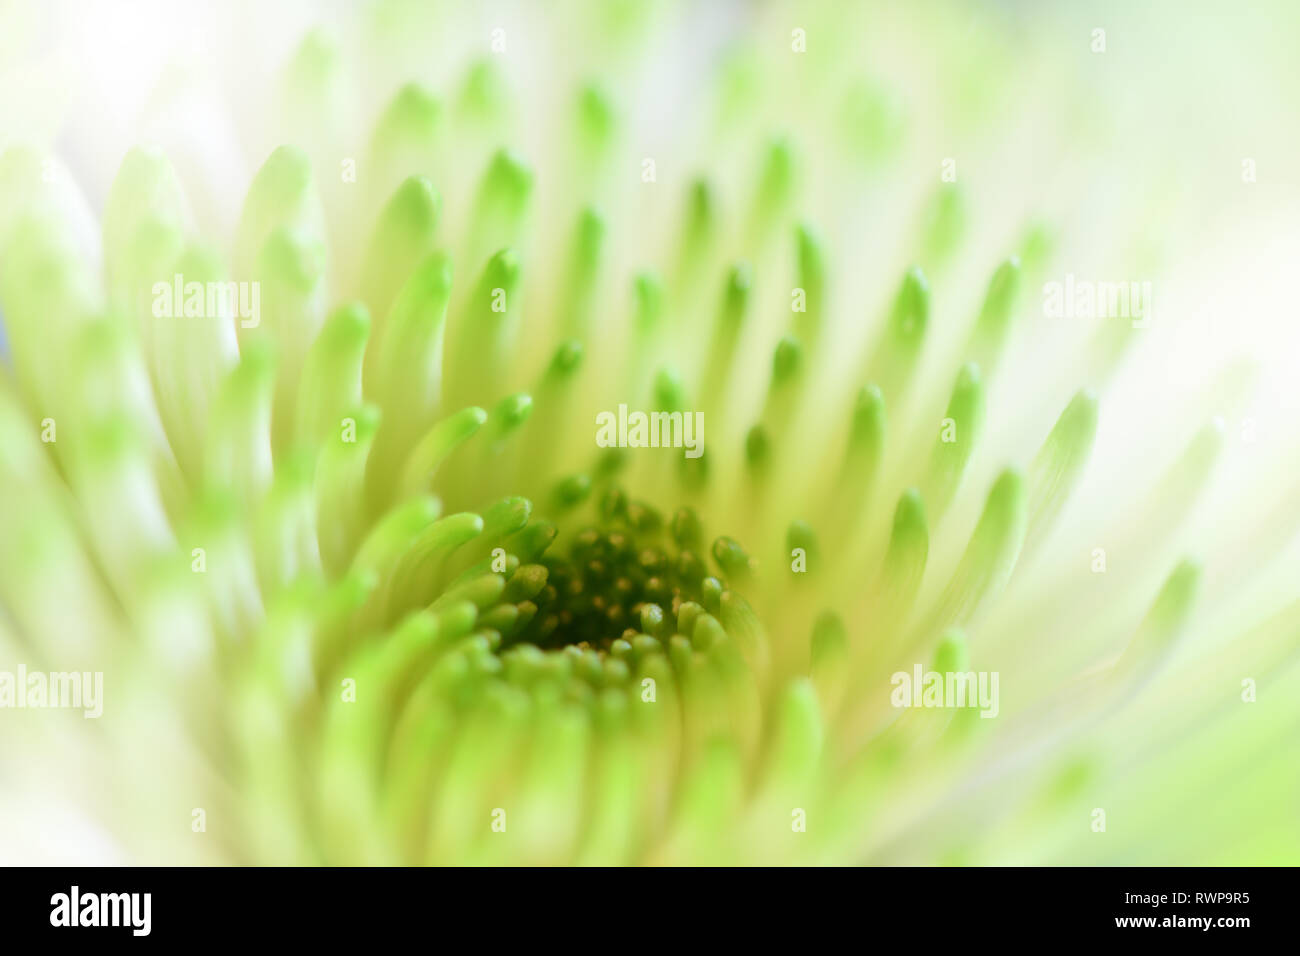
[2,0,1299,865]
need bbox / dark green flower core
[513,492,729,653]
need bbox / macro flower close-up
[2,0,1299,879]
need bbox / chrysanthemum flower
[2,0,1299,866]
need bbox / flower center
[510,498,717,652]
